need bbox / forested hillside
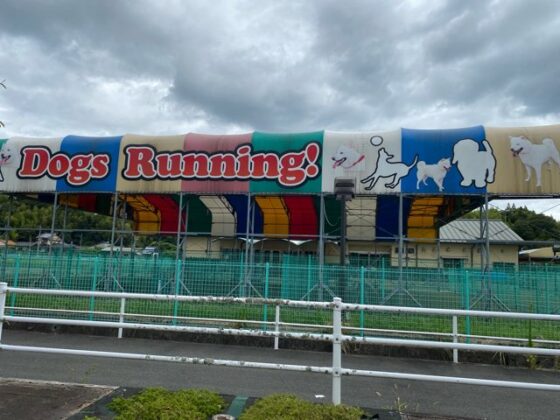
[0,195,125,245]
[463,204,560,241]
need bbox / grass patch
[107,387,225,420]
[240,394,364,420]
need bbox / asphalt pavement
[1,329,559,419]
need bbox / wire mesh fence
[2,249,560,342]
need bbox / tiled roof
[440,219,524,243]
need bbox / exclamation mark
[305,143,320,178]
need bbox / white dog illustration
[331,145,365,171]
[452,139,495,188]
[416,158,451,192]
[360,148,418,190]
[0,142,18,182]
[509,135,560,187]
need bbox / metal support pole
[332,297,342,405]
[484,192,491,274]
[2,195,13,282]
[0,282,7,343]
[46,192,59,286]
[243,193,251,298]
[339,197,347,300]
[452,315,459,363]
[398,193,404,281]
[318,193,325,301]
[106,193,119,291]
[118,297,126,339]
[274,305,280,350]
[174,193,184,292]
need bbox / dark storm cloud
[1,0,560,136]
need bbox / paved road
[1,329,559,419]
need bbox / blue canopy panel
[56,135,121,192]
[225,195,263,236]
[375,195,413,240]
[401,126,488,195]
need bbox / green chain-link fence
[2,250,559,342]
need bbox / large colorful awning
[4,125,559,239]
[2,125,560,196]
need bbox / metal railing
[1,282,560,405]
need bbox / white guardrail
[1,282,560,405]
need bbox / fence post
[173,259,181,326]
[89,257,99,321]
[332,297,342,406]
[380,258,386,302]
[452,315,459,363]
[10,254,20,316]
[274,305,280,350]
[463,271,471,344]
[263,262,270,330]
[360,266,365,337]
[0,282,7,343]
[544,272,551,314]
[307,255,312,302]
[118,297,126,339]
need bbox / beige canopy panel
[346,197,376,241]
[199,196,236,237]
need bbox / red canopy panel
[283,196,317,239]
[144,195,182,234]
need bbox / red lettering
[48,154,70,177]
[123,146,156,179]
[209,154,236,177]
[252,154,279,178]
[18,147,50,177]
[182,154,209,178]
[91,155,110,178]
[236,145,251,178]
[155,153,182,178]
[279,151,306,186]
[67,154,93,185]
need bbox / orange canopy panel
[282,196,317,239]
[199,196,236,237]
[123,195,161,233]
[255,196,289,237]
[58,194,80,208]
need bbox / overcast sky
[1,0,560,216]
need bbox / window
[442,258,464,269]
[394,247,415,254]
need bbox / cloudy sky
[1,0,560,216]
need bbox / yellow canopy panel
[200,196,236,237]
[255,196,289,237]
[123,195,161,233]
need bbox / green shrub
[240,394,363,420]
[107,387,225,420]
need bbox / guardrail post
[463,271,471,344]
[0,282,7,343]
[118,297,126,339]
[360,266,365,337]
[274,305,280,350]
[89,257,99,321]
[10,254,20,316]
[452,315,459,363]
[332,297,342,405]
[263,262,269,330]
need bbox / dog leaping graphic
[360,148,418,190]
